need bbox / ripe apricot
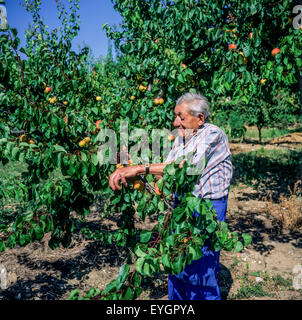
[228,43,236,50]
[139,84,147,92]
[133,180,144,191]
[79,140,86,147]
[168,134,175,141]
[155,181,162,195]
[96,120,101,129]
[19,134,27,142]
[271,48,280,56]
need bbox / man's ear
[198,113,205,125]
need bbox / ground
[0,130,302,300]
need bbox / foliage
[105,0,301,141]
[70,160,252,300]
[2,0,301,299]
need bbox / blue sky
[5,0,123,59]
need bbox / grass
[226,123,302,143]
[229,262,295,300]
[271,274,293,289]
[243,126,300,141]
[231,277,275,299]
[265,180,302,231]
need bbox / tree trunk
[257,125,262,144]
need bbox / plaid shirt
[165,122,232,199]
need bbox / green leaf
[135,245,147,258]
[0,240,6,252]
[67,165,76,176]
[161,254,170,268]
[72,80,78,90]
[186,196,201,212]
[91,107,98,115]
[172,256,183,274]
[158,200,165,212]
[12,147,19,159]
[213,239,223,252]
[81,151,87,162]
[166,234,175,246]
[123,287,133,300]
[206,221,217,234]
[188,245,198,260]
[143,261,152,277]
[132,272,142,288]
[145,174,154,183]
[166,164,176,176]
[140,230,152,243]
[34,226,44,240]
[69,289,80,300]
[19,233,29,246]
[103,280,116,294]
[242,233,252,247]
[91,153,98,166]
[173,207,186,223]
[225,70,235,82]
[135,257,145,274]
[242,45,251,58]
[157,178,164,190]
[116,264,130,290]
[234,240,243,253]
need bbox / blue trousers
[168,195,228,300]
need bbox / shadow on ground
[218,264,233,300]
[226,208,302,256]
[0,215,131,300]
[232,149,302,201]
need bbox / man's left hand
[109,166,139,191]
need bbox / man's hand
[109,165,139,191]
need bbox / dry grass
[265,181,302,231]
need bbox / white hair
[176,92,211,121]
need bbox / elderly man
[109,92,232,300]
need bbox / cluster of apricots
[18,134,35,144]
[228,39,281,86]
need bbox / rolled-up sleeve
[164,136,181,163]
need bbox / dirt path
[0,139,301,300]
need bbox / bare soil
[0,135,302,300]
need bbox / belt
[211,195,228,201]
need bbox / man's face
[173,102,205,137]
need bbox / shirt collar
[177,122,208,149]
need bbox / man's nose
[173,117,180,127]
